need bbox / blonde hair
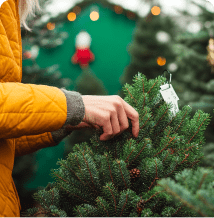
[18,0,43,32]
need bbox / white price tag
[160,84,179,101]
[160,84,179,117]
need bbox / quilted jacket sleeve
[14,88,85,157]
[15,132,58,157]
[0,82,83,139]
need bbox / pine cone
[130,168,140,179]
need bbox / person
[0,0,139,216]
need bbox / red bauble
[71,47,95,68]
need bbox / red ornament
[71,31,95,69]
[71,47,95,68]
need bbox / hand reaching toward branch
[66,95,139,141]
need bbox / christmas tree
[21,72,211,217]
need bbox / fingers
[120,98,139,138]
[100,98,139,141]
[99,115,113,141]
[108,110,121,138]
[113,102,129,136]
[81,95,139,141]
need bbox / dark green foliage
[22,73,212,217]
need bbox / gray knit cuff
[51,88,85,145]
[60,88,85,126]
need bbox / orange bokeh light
[157,57,166,66]
[47,22,55,30]
[151,6,161,15]
[67,12,76,21]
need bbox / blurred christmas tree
[21,72,211,217]
[118,5,179,99]
[164,0,214,167]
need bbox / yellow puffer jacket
[0,0,78,216]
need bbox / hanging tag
[160,69,179,117]
[160,84,179,117]
[160,84,179,101]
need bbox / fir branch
[76,208,82,217]
[190,158,203,168]
[187,116,208,144]
[117,160,128,190]
[52,171,69,184]
[33,208,50,217]
[60,162,86,186]
[147,80,159,95]
[32,196,52,217]
[119,194,128,217]
[97,198,109,216]
[162,150,170,164]
[105,154,115,185]
[153,107,169,129]
[24,72,212,217]
[88,147,94,157]
[82,152,99,195]
[144,191,164,204]
[139,110,148,123]
[58,162,96,199]
[75,155,95,193]
[153,136,176,157]
[51,189,54,206]
[148,80,160,103]
[143,83,145,109]
[60,186,88,203]
[198,195,214,213]
[198,173,208,190]
[154,109,179,139]
[165,153,189,178]
[159,185,205,216]
[107,186,117,215]
[126,139,149,167]
[174,110,188,133]
[125,148,134,164]
[140,115,152,130]
[125,87,138,105]
[148,160,159,191]
[171,205,183,216]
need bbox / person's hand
[78,95,139,141]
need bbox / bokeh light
[151,6,161,15]
[47,22,55,30]
[67,12,76,21]
[90,11,99,21]
[73,6,81,15]
[114,5,123,14]
[157,57,166,66]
